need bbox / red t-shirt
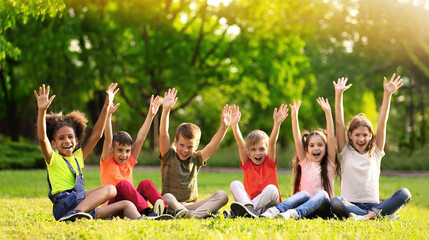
[100,155,137,187]
[240,155,281,201]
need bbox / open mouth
[254,156,263,161]
[312,153,321,158]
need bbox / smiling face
[174,135,199,161]
[306,135,326,162]
[112,142,132,165]
[348,126,372,153]
[247,140,268,165]
[51,126,77,157]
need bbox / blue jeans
[276,190,331,219]
[330,188,411,219]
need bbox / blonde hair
[347,113,375,155]
[245,130,269,149]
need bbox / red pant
[108,180,167,212]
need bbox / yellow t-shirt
[47,149,84,194]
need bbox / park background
[1,0,429,171]
[1,1,429,239]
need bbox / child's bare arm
[34,84,56,164]
[101,102,120,161]
[159,88,177,157]
[333,77,351,152]
[132,95,161,160]
[376,74,403,152]
[201,104,231,163]
[268,104,288,162]
[82,83,118,160]
[230,105,247,164]
[290,100,306,162]
[317,97,336,164]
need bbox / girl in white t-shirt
[261,98,340,220]
[330,75,411,220]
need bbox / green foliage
[0,140,44,169]
[0,170,428,239]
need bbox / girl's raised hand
[149,95,162,115]
[316,97,331,112]
[231,105,241,125]
[384,73,403,95]
[289,99,302,117]
[221,104,232,127]
[333,77,352,94]
[34,84,55,110]
[273,104,289,124]
[163,88,178,109]
[106,83,119,106]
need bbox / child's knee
[139,179,155,188]
[230,180,242,190]
[104,185,117,198]
[330,196,345,210]
[397,188,412,202]
[214,190,229,205]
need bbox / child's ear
[50,140,57,149]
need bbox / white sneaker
[387,214,400,220]
[278,209,299,220]
[260,207,280,218]
[349,213,369,221]
[153,199,165,216]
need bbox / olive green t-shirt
[160,147,205,203]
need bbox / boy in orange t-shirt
[100,95,173,219]
[227,104,288,218]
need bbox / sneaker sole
[175,209,189,219]
[230,202,257,218]
[58,212,93,222]
[153,199,165,216]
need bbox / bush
[0,141,45,169]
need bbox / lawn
[0,169,428,239]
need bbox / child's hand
[289,99,302,117]
[384,73,403,95]
[316,97,331,112]
[231,105,241,125]
[273,104,289,125]
[105,83,119,106]
[108,103,120,115]
[34,84,55,111]
[333,77,352,94]
[163,88,178,109]
[221,104,232,127]
[149,95,162,116]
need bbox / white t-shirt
[299,157,336,199]
[340,143,385,203]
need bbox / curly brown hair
[45,110,88,146]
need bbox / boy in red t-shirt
[100,94,174,220]
[226,104,288,218]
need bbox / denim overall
[47,157,90,220]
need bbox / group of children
[34,73,411,222]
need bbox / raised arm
[201,104,231,163]
[34,84,56,164]
[333,77,352,152]
[290,100,306,162]
[376,73,403,152]
[132,95,161,160]
[268,104,288,162]
[159,88,177,157]
[316,97,336,164]
[82,83,118,160]
[100,102,120,161]
[230,105,247,165]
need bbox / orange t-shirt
[100,155,137,187]
[240,155,281,201]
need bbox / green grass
[1,170,428,239]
